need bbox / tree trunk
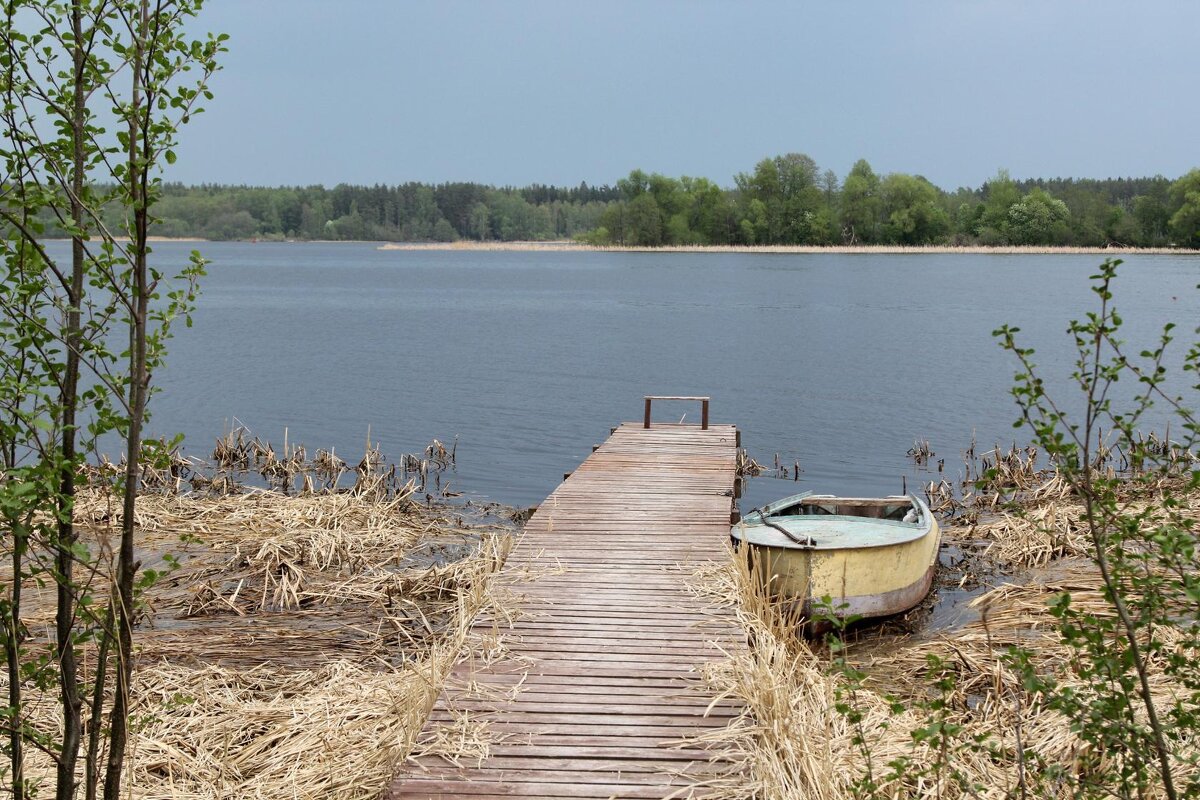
[84,603,113,800]
[103,4,149,797]
[55,3,88,797]
[7,518,26,800]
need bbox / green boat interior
[769,497,916,523]
[735,493,930,549]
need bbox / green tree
[1006,188,1071,245]
[1132,195,1170,245]
[432,218,458,242]
[840,159,881,243]
[682,176,733,244]
[401,185,444,240]
[1167,168,1200,247]
[625,193,663,246]
[646,172,686,221]
[488,191,552,241]
[468,202,490,241]
[330,207,368,240]
[742,198,769,244]
[597,202,627,245]
[979,169,1021,243]
[617,168,652,200]
[300,199,331,239]
[737,153,830,244]
[879,173,949,244]
[206,210,260,240]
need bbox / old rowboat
[731,491,940,621]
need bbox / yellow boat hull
[747,518,940,619]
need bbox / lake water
[46,242,1200,510]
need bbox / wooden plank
[387,421,741,800]
[410,757,717,775]
[392,780,684,798]
[483,744,712,760]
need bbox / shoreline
[48,236,1200,255]
[377,241,1199,255]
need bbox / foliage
[879,173,949,245]
[1007,188,1071,245]
[824,259,1199,799]
[40,160,1200,249]
[1168,169,1200,248]
[0,1,223,798]
[840,159,882,244]
[994,259,1199,799]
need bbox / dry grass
[2,475,514,799]
[695,478,1200,800]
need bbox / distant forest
[53,155,1200,248]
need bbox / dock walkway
[387,418,743,799]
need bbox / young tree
[994,260,1199,799]
[0,2,223,797]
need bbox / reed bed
[1,442,515,799]
[696,473,1200,800]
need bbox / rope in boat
[747,508,816,548]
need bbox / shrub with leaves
[825,259,1199,800]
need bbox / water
[43,242,1200,510]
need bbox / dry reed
[1,448,514,799]
[695,471,1200,800]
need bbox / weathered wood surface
[387,422,742,800]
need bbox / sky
[170,0,1200,191]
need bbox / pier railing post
[642,396,711,428]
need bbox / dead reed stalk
[0,453,514,799]
[696,476,1200,799]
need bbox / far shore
[79,235,210,243]
[50,236,1199,255]
[377,241,1199,255]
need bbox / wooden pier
[387,401,742,799]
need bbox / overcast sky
[170,1,1199,190]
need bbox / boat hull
[743,518,940,620]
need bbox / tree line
[67,181,620,242]
[39,157,1200,248]
[587,158,1200,248]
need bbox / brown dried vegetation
[1,435,513,799]
[696,456,1200,800]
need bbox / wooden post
[642,396,711,428]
